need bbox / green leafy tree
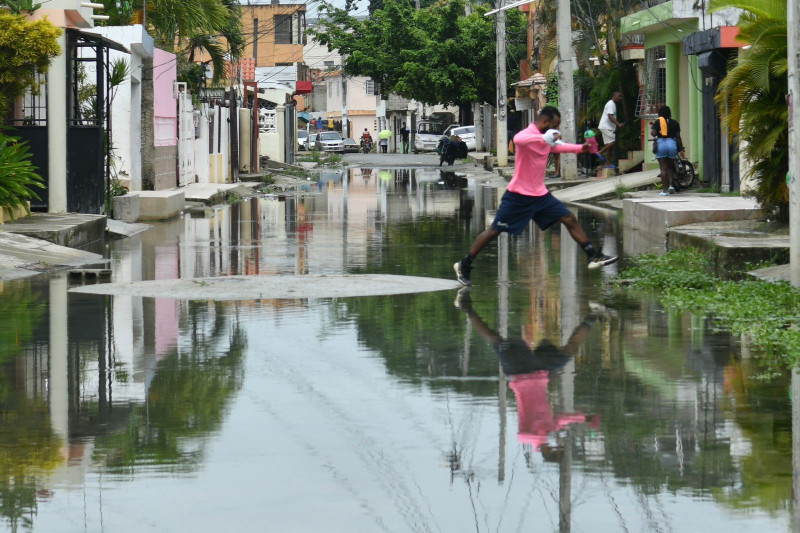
[0,12,62,120]
[712,0,788,217]
[310,0,526,110]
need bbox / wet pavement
[0,167,796,532]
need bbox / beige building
[240,1,307,67]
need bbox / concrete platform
[748,263,791,283]
[623,194,763,240]
[667,220,789,274]
[553,169,660,203]
[106,219,150,238]
[69,274,462,300]
[137,190,185,220]
[182,182,261,204]
[0,213,106,250]
[0,231,106,281]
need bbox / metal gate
[66,29,120,214]
[177,83,195,186]
[8,71,49,211]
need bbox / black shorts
[493,338,571,376]
[492,191,571,235]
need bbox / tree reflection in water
[93,301,247,473]
[0,282,59,531]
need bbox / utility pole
[556,0,577,179]
[789,0,800,286]
[496,0,508,167]
[474,102,484,152]
[342,74,348,138]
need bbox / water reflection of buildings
[0,272,247,530]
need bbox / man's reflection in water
[455,289,601,452]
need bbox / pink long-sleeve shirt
[508,124,585,197]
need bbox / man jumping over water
[454,106,617,286]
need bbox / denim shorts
[492,190,571,234]
[655,137,678,159]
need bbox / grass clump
[617,248,800,366]
[615,185,632,198]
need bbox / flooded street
[0,168,795,532]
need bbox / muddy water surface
[0,168,794,532]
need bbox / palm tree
[712,0,788,216]
[99,0,244,84]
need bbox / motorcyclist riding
[360,129,373,153]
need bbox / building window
[365,80,375,95]
[274,15,292,44]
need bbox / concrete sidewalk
[182,182,261,203]
[552,169,660,203]
[0,231,105,281]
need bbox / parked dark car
[342,138,359,153]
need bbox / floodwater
[0,167,796,532]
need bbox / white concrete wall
[195,104,210,184]
[672,0,740,27]
[304,35,341,70]
[86,26,154,191]
[209,105,231,183]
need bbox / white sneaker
[588,254,619,269]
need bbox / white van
[414,120,446,152]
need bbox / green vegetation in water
[280,166,312,180]
[615,185,632,198]
[225,192,241,204]
[297,149,323,164]
[616,248,800,368]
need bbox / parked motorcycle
[438,137,468,166]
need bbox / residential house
[14,0,127,213]
[322,71,379,141]
[621,0,744,190]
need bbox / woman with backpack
[651,105,685,196]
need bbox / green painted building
[621,0,744,190]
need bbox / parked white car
[315,131,344,152]
[306,133,318,151]
[449,126,476,151]
[414,120,446,152]
[297,130,309,151]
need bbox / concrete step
[667,221,788,275]
[0,213,106,250]
[0,231,106,281]
[748,263,791,283]
[553,169,660,203]
[623,194,763,240]
[137,190,185,220]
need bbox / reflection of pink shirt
[509,371,595,450]
[508,124,584,197]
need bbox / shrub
[0,133,45,219]
[0,13,62,118]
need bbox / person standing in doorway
[400,123,411,154]
[453,106,618,286]
[597,91,624,168]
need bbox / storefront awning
[295,81,313,95]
